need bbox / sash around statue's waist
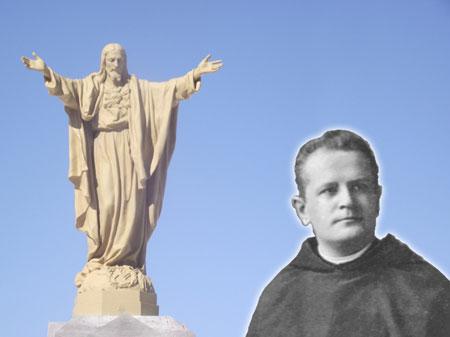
[92,121,129,134]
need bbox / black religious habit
[246,234,450,337]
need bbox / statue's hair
[294,129,379,198]
[96,43,129,83]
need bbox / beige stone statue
[21,43,222,315]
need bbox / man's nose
[338,186,354,209]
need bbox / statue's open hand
[21,52,47,73]
[194,54,223,80]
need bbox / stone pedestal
[48,314,195,337]
[73,289,158,316]
[73,265,158,316]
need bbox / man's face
[293,149,381,249]
[105,50,126,81]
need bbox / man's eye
[321,187,336,194]
[351,183,367,192]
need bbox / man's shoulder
[259,264,302,299]
[256,239,320,304]
[374,234,449,286]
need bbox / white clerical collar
[318,241,373,265]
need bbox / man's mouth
[333,216,363,224]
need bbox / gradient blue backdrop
[1,1,449,336]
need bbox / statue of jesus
[21,44,222,314]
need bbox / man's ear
[375,184,382,217]
[292,195,310,226]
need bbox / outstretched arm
[193,54,223,82]
[167,54,223,101]
[21,52,83,112]
[21,52,51,80]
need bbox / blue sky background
[1,1,449,336]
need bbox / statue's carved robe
[45,69,199,285]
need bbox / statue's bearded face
[105,50,126,83]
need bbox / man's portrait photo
[246,129,450,337]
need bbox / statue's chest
[93,85,131,130]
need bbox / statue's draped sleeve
[45,68,100,242]
[130,70,200,234]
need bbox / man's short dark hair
[294,129,379,198]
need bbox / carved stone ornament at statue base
[73,265,158,316]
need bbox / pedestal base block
[73,289,158,316]
[48,314,195,337]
